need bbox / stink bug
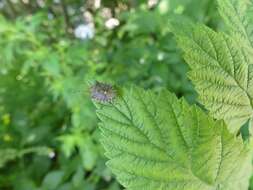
[90,81,116,103]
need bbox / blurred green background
[0,0,245,190]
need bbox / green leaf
[42,170,64,190]
[0,148,18,168]
[177,25,253,132]
[95,86,252,190]
[217,0,253,51]
[0,147,52,168]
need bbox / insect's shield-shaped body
[90,81,116,103]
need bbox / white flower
[48,151,55,159]
[74,24,94,40]
[105,18,120,30]
[148,0,159,8]
[94,0,101,9]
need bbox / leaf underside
[95,87,252,190]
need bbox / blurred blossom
[53,0,60,4]
[105,18,120,29]
[117,3,128,11]
[37,0,45,7]
[83,11,93,23]
[148,0,159,8]
[159,0,169,14]
[94,0,101,9]
[101,8,112,19]
[22,0,29,3]
[48,13,54,20]
[74,24,94,40]
[139,58,145,64]
[157,52,165,61]
[67,7,75,16]
[48,151,55,158]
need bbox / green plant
[94,0,253,189]
[95,87,252,189]
[1,0,217,189]
[177,0,253,133]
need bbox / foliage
[176,0,253,133]
[177,25,253,132]
[1,0,251,190]
[95,86,252,190]
[92,0,253,189]
[217,0,253,51]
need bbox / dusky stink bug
[90,81,116,103]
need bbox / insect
[90,81,116,103]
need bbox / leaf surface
[95,87,252,190]
[218,0,253,51]
[177,25,253,132]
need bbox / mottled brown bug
[90,81,116,103]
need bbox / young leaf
[94,86,252,190]
[177,25,253,132]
